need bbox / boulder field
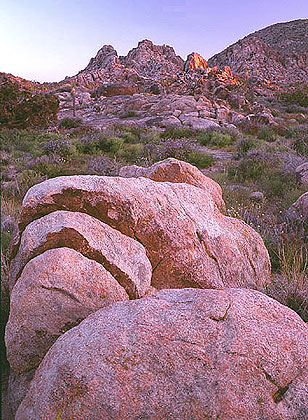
[4,159,307,419]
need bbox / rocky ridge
[208,19,308,86]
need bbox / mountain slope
[208,19,308,86]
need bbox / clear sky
[1,0,307,82]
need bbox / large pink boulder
[119,158,225,211]
[18,174,270,291]
[9,210,152,298]
[5,248,129,373]
[16,288,308,420]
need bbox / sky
[1,0,307,82]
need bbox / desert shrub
[287,123,308,139]
[59,117,83,129]
[99,137,125,155]
[227,159,267,182]
[187,151,214,168]
[257,126,276,142]
[119,110,138,119]
[143,137,196,163]
[278,86,308,108]
[291,136,308,157]
[119,127,143,144]
[0,77,59,128]
[33,161,75,178]
[87,155,121,176]
[40,136,76,158]
[197,130,236,148]
[117,143,144,163]
[160,127,197,139]
[267,243,308,321]
[15,169,44,197]
[236,136,261,156]
[0,129,44,155]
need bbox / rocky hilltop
[3,20,307,131]
[208,19,308,86]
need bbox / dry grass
[267,243,308,321]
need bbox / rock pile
[4,159,307,419]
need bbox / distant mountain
[208,19,308,86]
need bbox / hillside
[208,19,308,86]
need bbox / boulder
[5,248,129,373]
[250,191,265,202]
[119,158,225,211]
[287,192,308,220]
[16,288,308,420]
[180,116,220,130]
[10,210,152,298]
[94,82,139,97]
[295,162,308,185]
[18,173,270,291]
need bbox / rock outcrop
[16,170,270,291]
[184,52,208,71]
[121,39,184,78]
[15,288,308,420]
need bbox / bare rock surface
[5,247,129,373]
[16,288,308,420]
[119,158,225,211]
[10,210,151,298]
[18,173,270,290]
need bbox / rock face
[184,52,208,71]
[208,19,308,86]
[5,248,129,373]
[17,171,270,291]
[15,288,308,420]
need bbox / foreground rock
[18,174,270,290]
[6,248,129,373]
[16,288,308,420]
[9,210,152,298]
[119,158,225,211]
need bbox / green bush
[279,86,308,108]
[0,76,59,128]
[99,137,125,155]
[59,117,83,129]
[257,126,276,142]
[117,143,144,163]
[119,110,138,119]
[197,131,236,148]
[161,127,197,139]
[292,136,308,157]
[236,136,261,156]
[187,151,214,168]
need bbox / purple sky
[1,0,307,82]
